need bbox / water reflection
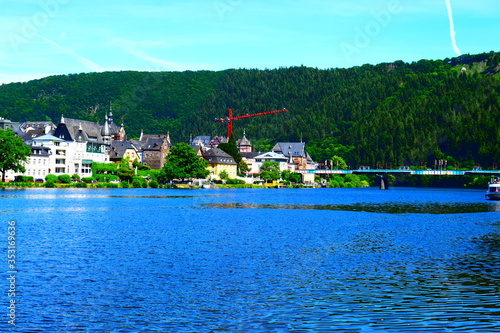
[201,201,500,214]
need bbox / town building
[271,142,316,170]
[236,131,252,153]
[202,147,237,179]
[19,121,56,136]
[5,114,116,180]
[110,141,140,166]
[252,151,289,173]
[138,132,171,169]
[190,135,227,151]
[0,117,20,131]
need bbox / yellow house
[202,148,238,179]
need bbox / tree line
[1,51,499,168]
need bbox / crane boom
[215,108,288,139]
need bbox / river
[1,187,499,332]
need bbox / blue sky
[1,0,499,84]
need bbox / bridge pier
[379,174,389,190]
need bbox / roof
[61,118,104,142]
[129,140,143,150]
[254,151,288,161]
[240,152,260,160]
[20,121,55,131]
[141,134,166,142]
[21,129,46,141]
[142,137,165,150]
[272,142,307,158]
[237,135,251,146]
[202,148,237,165]
[190,136,212,147]
[32,134,66,142]
[30,146,51,156]
[190,136,227,149]
[110,141,135,158]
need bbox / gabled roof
[110,140,135,158]
[21,129,46,141]
[20,121,55,132]
[190,136,212,148]
[237,134,251,146]
[254,151,288,161]
[129,140,143,150]
[202,148,237,165]
[272,142,307,158]
[55,118,104,143]
[142,137,165,151]
[32,134,65,142]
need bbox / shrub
[132,179,141,188]
[149,180,159,188]
[14,175,34,182]
[74,182,87,188]
[226,178,246,185]
[120,181,129,188]
[95,174,120,183]
[58,174,72,184]
[44,181,56,188]
[45,174,58,183]
[82,177,95,183]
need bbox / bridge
[298,168,500,176]
[296,168,500,189]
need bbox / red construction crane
[215,108,288,140]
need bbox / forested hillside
[1,51,499,168]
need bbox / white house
[5,115,113,181]
[251,151,289,173]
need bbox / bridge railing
[298,169,500,176]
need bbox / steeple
[101,114,111,144]
[109,101,113,123]
[166,132,171,146]
[60,114,65,124]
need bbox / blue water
[1,187,500,332]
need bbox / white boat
[485,178,500,200]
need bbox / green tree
[160,143,209,181]
[260,161,280,182]
[329,155,348,169]
[218,136,244,172]
[0,129,32,182]
[281,170,302,183]
[219,170,229,180]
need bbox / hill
[1,51,499,168]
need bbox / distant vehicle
[359,165,370,170]
[472,166,482,171]
[399,165,410,171]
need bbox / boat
[485,178,500,200]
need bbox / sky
[1,0,499,84]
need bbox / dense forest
[1,51,499,168]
